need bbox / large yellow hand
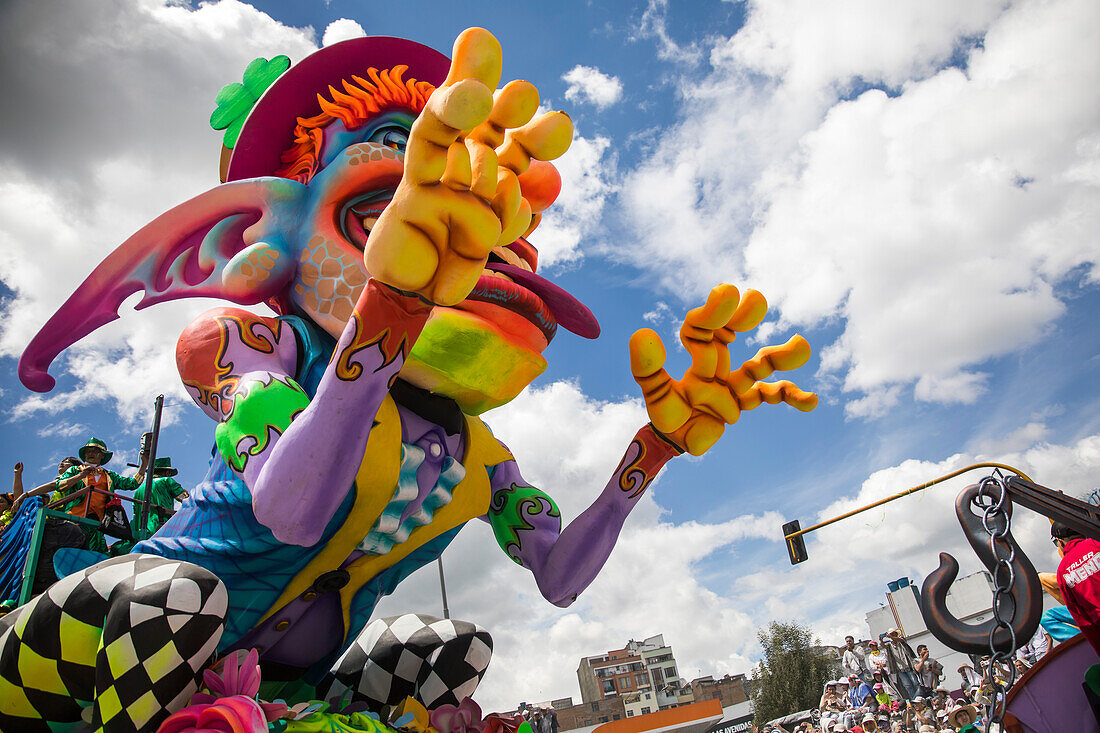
[629,284,818,456]
[366,27,573,305]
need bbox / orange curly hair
[275,65,435,183]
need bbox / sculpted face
[280,76,594,414]
[17,41,597,406]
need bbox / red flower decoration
[156,695,268,733]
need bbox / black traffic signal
[783,519,808,565]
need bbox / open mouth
[344,195,392,251]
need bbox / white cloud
[562,65,624,109]
[529,135,616,268]
[913,370,989,404]
[321,18,365,47]
[614,0,1100,417]
[717,0,1009,94]
[35,421,89,440]
[843,385,902,420]
[970,420,1050,455]
[642,301,672,324]
[0,0,315,423]
[632,0,703,66]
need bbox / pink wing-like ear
[19,179,303,392]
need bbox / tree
[751,620,840,726]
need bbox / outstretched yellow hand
[629,284,818,456]
[366,27,573,305]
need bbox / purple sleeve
[248,280,431,546]
[488,424,681,606]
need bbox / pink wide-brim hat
[226,36,450,182]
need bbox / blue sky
[1,0,1098,712]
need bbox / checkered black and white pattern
[320,613,493,711]
[0,554,227,733]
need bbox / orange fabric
[67,469,110,520]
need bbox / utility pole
[138,395,164,540]
[437,556,450,619]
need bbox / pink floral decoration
[157,648,297,731]
[187,649,290,723]
[430,698,487,733]
[207,649,262,699]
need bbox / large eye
[369,126,409,153]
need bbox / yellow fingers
[683,284,741,334]
[404,28,503,186]
[441,141,473,191]
[443,27,503,90]
[726,289,767,332]
[680,284,739,378]
[470,80,540,150]
[496,196,532,247]
[632,283,818,457]
[629,328,691,435]
[727,334,812,393]
[497,111,573,176]
[745,380,819,412]
[405,80,493,185]
[467,81,540,203]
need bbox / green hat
[152,457,178,476]
[78,437,112,464]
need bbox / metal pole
[139,395,164,540]
[784,462,1033,543]
[437,556,450,619]
[18,505,48,605]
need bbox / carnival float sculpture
[4,27,817,732]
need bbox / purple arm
[487,424,681,606]
[249,280,431,545]
[177,282,431,547]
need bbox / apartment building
[577,634,691,712]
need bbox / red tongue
[485,262,601,339]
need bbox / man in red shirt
[1054,521,1100,654]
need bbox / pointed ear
[19,178,304,392]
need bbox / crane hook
[919,482,1044,656]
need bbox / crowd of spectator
[763,514,1100,733]
[0,434,186,608]
[520,705,560,733]
[762,620,1058,733]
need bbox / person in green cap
[55,437,148,554]
[130,456,187,540]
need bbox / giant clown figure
[4,28,817,732]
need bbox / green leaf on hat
[210,82,251,129]
[209,55,291,150]
[243,55,291,98]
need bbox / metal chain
[973,471,1017,729]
